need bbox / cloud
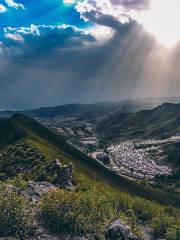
[0,19,159,108]
[76,0,152,31]
[0,4,7,13]
[1,24,96,58]
[5,0,25,9]
[5,33,24,42]
[0,0,160,108]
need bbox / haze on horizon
[0,0,180,108]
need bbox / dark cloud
[1,25,96,59]
[0,19,160,108]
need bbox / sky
[0,0,180,108]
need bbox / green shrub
[114,194,132,212]
[166,225,180,240]
[42,189,116,237]
[152,215,180,239]
[131,199,159,221]
[0,188,36,238]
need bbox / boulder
[47,160,74,189]
[105,220,139,240]
[56,163,74,189]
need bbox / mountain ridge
[97,103,180,140]
[0,101,167,119]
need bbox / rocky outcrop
[5,181,58,203]
[22,181,58,202]
[105,220,139,240]
[47,160,74,189]
[2,161,76,240]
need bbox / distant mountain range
[1,100,180,142]
[97,103,180,141]
[1,97,180,119]
[0,101,154,119]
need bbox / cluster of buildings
[108,141,172,179]
[135,135,180,148]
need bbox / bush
[0,188,36,238]
[131,199,159,221]
[42,189,116,237]
[152,215,180,239]
[166,225,180,240]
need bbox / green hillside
[0,114,180,239]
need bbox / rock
[47,159,62,171]
[47,160,74,190]
[22,181,58,202]
[105,220,139,240]
[5,181,57,203]
[56,163,74,189]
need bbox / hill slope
[97,103,180,140]
[0,113,177,206]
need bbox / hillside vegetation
[0,114,179,239]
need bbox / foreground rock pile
[6,159,75,203]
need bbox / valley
[37,105,180,194]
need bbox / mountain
[0,101,158,120]
[97,103,180,140]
